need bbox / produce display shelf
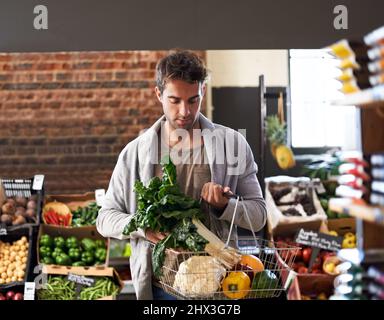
[329,198,384,226]
[331,85,384,108]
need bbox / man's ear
[155,87,162,102]
[201,83,207,97]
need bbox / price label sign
[95,189,106,207]
[24,282,36,300]
[294,228,343,271]
[66,273,95,299]
[32,174,45,191]
[66,273,95,287]
[295,229,343,251]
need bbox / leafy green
[123,156,208,277]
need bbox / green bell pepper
[72,261,86,267]
[40,234,54,248]
[52,247,64,259]
[81,251,95,265]
[94,248,107,263]
[68,247,81,261]
[39,246,52,258]
[95,240,105,249]
[81,238,96,252]
[41,256,54,264]
[53,236,66,250]
[55,253,72,266]
[66,236,79,249]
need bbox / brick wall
[0,51,206,194]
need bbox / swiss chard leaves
[123,157,208,277]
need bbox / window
[289,49,358,150]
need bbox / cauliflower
[173,256,226,297]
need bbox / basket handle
[224,195,259,249]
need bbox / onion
[6,291,15,300]
[13,293,24,300]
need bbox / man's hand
[201,182,232,210]
[145,229,168,244]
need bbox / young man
[96,50,267,300]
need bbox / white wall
[205,50,289,118]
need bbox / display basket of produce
[152,195,299,300]
[0,176,44,230]
[42,192,101,227]
[0,225,34,288]
[265,176,327,231]
[36,265,123,300]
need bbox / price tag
[95,189,106,207]
[295,228,343,251]
[295,228,343,272]
[312,178,326,194]
[32,174,45,191]
[66,273,95,299]
[24,282,36,300]
[66,273,95,287]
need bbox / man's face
[156,79,205,131]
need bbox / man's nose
[179,101,191,117]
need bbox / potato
[17,270,25,278]
[25,208,36,220]
[27,200,37,210]
[12,216,26,226]
[0,214,13,226]
[1,272,7,279]
[6,198,16,207]
[15,207,27,217]
[2,202,15,215]
[15,196,28,207]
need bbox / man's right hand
[145,229,168,244]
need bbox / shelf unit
[332,89,384,265]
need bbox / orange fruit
[240,255,264,274]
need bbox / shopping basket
[153,195,299,300]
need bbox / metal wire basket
[155,239,298,300]
[153,196,299,300]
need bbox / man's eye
[169,99,180,104]
[188,98,199,104]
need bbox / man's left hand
[201,182,231,210]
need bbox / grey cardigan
[96,113,267,299]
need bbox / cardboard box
[270,220,335,298]
[265,178,328,232]
[45,192,96,211]
[326,218,356,236]
[286,275,334,300]
[37,224,109,267]
[39,265,123,300]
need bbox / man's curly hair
[156,50,208,94]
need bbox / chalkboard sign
[66,273,95,287]
[294,228,343,252]
[294,228,343,271]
